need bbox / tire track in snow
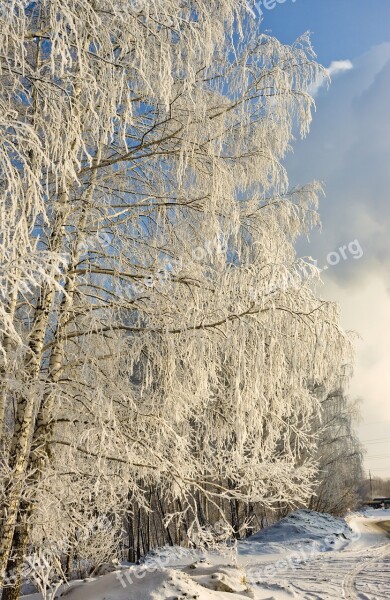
[342,521,390,600]
[247,519,390,599]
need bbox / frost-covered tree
[309,386,363,515]
[0,1,352,596]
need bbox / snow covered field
[23,509,390,600]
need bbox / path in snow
[240,512,390,599]
[342,520,390,600]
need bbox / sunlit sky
[258,0,390,480]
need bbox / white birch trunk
[0,279,19,443]
[0,168,99,590]
[0,195,69,584]
[0,285,55,581]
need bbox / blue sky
[257,0,390,63]
[257,0,390,481]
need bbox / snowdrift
[240,508,357,557]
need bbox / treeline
[360,477,390,500]
[121,386,363,565]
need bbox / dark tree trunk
[2,513,29,600]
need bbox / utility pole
[369,470,373,499]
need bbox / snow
[22,509,390,600]
[241,508,357,556]
[22,566,252,600]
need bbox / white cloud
[322,276,390,477]
[327,59,354,77]
[310,59,353,97]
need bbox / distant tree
[309,386,363,515]
[359,477,390,501]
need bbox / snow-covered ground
[23,508,390,600]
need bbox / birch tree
[309,386,363,515]
[0,1,352,596]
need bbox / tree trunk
[127,512,135,564]
[0,278,19,444]
[0,180,94,589]
[1,507,29,600]
[65,548,74,580]
[0,191,70,586]
[0,286,55,581]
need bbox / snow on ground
[22,563,253,600]
[238,508,390,599]
[240,509,357,557]
[22,508,390,600]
